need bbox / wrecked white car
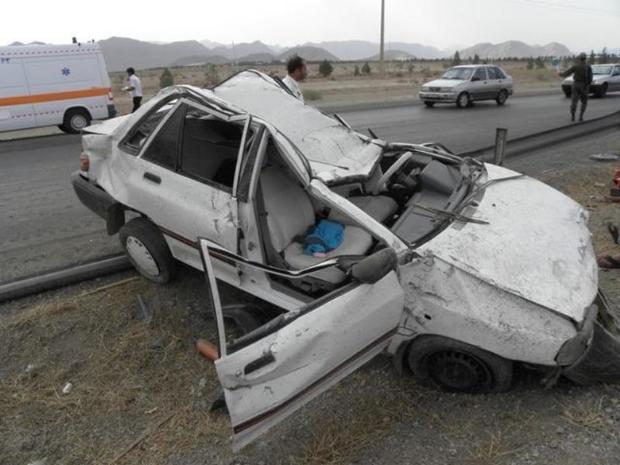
[73,70,620,450]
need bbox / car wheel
[595,83,608,98]
[496,90,508,105]
[60,108,92,134]
[119,217,177,284]
[456,92,470,108]
[563,88,572,98]
[407,336,513,393]
[424,101,435,108]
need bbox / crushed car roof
[212,70,382,183]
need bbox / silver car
[419,65,514,108]
[562,63,620,98]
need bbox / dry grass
[0,278,228,465]
[466,430,526,465]
[293,371,411,465]
[561,397,606,429]
[538,161,620,257]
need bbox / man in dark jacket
[559,53,593,122]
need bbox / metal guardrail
[459,110,620,160]
[1,109,619,304]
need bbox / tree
[473,53,480,64]
[159,68,174,88]
[361,62,372,74]
[318,59,334,77]
[535,57,545,69]
[407,62,415,75]
[600,47,609,63]
[590,50,596,63]
[452,51,461,66]
[526,57,535,70]
[353,65,361,76]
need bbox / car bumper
[561,291,620,385]
[419,92,458,103]
[71,171,124,235]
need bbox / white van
[0,42,116,133]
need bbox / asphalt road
[341,92,620,152]
[1,92,619,282]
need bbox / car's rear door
[126,98,253,284]
[199,240,405,451]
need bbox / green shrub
[159,68,174,88]
[318,60,334,77]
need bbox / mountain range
[458,41,572,59]
[7,37,582,71]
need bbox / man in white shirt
[282,55,307,103]
[123,67,143,112]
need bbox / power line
[504,0,620,16]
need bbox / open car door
[199,239,405,450]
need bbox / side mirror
[348,248,398,284]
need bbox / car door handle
[143,172,161,184]
[244,353,276,375]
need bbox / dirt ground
[2,132,620,465]
[110,60,564,115]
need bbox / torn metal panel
[418,163,598,323]
[396,256,577,366]
[210,268,404,451]
[214,70,383,183]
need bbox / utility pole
[380,0,385,78]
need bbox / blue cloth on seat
[303,219,344,256]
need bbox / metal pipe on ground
[0,254,132,304]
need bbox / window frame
[138,99,186,171]
[136,97,254,196]
[118,93,184,156]
[472,67,488,81]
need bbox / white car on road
[562,63,620,98]
[419,64,514,108]
[73,70,619,450]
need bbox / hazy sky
[3,0,619,51]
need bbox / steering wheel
[372,151,413,195]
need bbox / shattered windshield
[592,65,613,75]
[441,68,474,80]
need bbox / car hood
[214,70,382,184]
[418,164,598,323]
[423,79,465,88]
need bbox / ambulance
[0,42,116,133]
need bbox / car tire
[60,108,92,134]
[407,335,513,393]
[119,217,177,284]
[456,92,470,108]
[424,101,435,108]
[595,83,608,98]
[563,88,572,98]
[496,90,508,105]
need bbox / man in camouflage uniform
[559,53,593,122]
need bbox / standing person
[123,67,143,113]
[559,53,593,122]
[282,55,308,103]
